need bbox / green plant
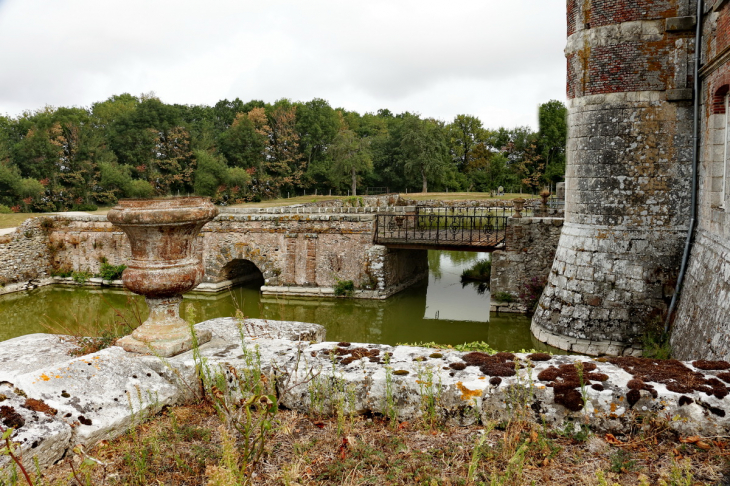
[333,279,355,297]
[642,316,671,359]
[609,448,637,474]
[0,205,11,214]
[0,425,35,486]
[461,259,491,282]
[658,459,693,486]
[416,363,442,430]
[493,292,515,303]
[382,352,398,427]
[39,217,54,233]
[50,266,73,278]
[70,203,98,212]
[71,270,93,284]
[96,258,127,281]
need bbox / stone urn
[512,198,526,219]
[107,197,218,357]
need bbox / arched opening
[221,259,265,289]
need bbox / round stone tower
[531,0,698,354]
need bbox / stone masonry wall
[491,217,564,299]
[672,0,730,360]
[0,218,53,292]
[8,207,427,300]
[532,0,697,353]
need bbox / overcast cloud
[0,0,566,129]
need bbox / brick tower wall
[531,0,697,353]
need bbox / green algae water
[0,251,557,352]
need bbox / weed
[658,459,693,486]
[0,425,34,486]
[333,279,355,297]
[609,448,637,474]
[49,266,73,278]
[461,259,491,282]
[96,257,126,281]
[71,270,92,284]
[416,363,442,430]
[493,291,515,303]
[642,316,672,359]
[382,352,398,427]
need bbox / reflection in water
[0,251,560,353]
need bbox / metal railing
[374,207,509,249]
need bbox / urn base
[118,295,212,357]
[117,330,211,357]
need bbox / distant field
[398,192,539,202]
[0,208,111,229]
[0,193,539,229]
[232,192,539,208]
[229,195,345,208]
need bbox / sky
[0,0,567,130]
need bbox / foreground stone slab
[3,318,730,474]
[0,334,78,382]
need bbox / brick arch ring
[206,242,281,286]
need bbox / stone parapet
[3,319,730,472]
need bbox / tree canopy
[0,95,567,211]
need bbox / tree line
[0,93,567,212]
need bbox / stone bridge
[0,206,563,301]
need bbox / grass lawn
[0,209,111,229]
[229,192,539,209]
[398,192,540,202]
[24,400,727,486]
[0,194,537,229]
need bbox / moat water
[0,251,558,352]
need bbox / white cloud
[0,0,566,128]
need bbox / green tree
[537,100,567,185]
[448,114,486,170]
[330,128,372,196]
[400,115,449,193]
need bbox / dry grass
[10,402,726,486]
[398,192,539,202]
[0,209,111,229]
[229,196,346,208]
[0,213,35,229]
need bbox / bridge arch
[203,241,281,287]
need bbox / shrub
[71,270,93,284]
[71,203,98,212]
[97,258,127,281]
[334,279,355,297]
[493,291,515,303]
[0,204,11,214]
[51,266,73,278]
[461,259,491,282]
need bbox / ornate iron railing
[374,207,509,249]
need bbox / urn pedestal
[107,197,218,357]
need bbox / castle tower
[531,0,698,354]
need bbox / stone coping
[3,318,730,474]
[531,320,643,357]
[219,206,413,215]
